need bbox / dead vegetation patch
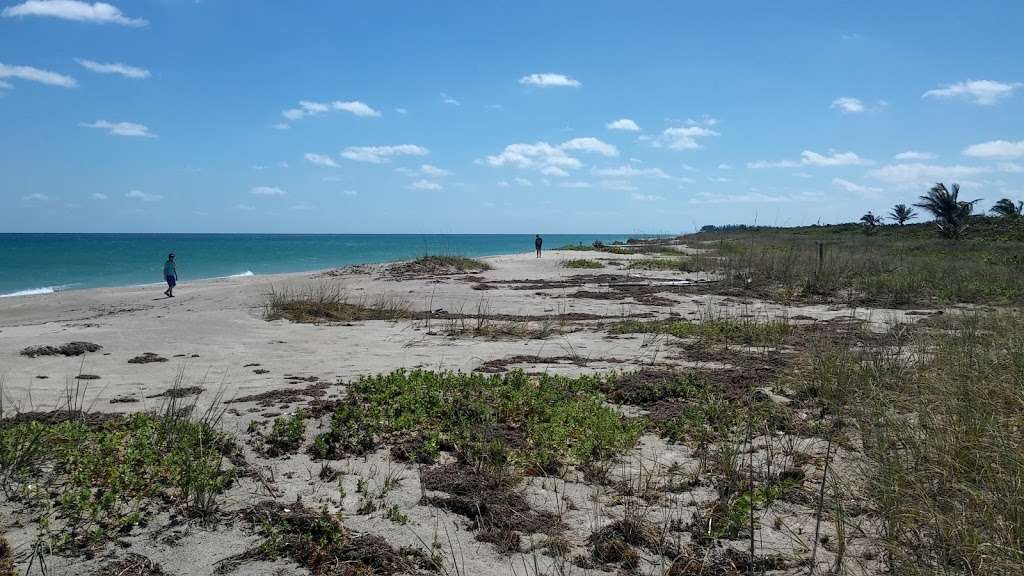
[226,382,329,408]
[216,501,436,575]
[20,341,102,358]
[95,553,166,576]
[476,354,626,373]
[420,463,562,553]
[387,255,492,277]
[147,386,204,399]
[128,352,168,364]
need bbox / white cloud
[923,80,1021,106]
[689,191,823,204]
[962,139,1024,159]
[304,153,338,168]
[249,186,286,196]
[560,137,618,157]
[519,73,581,87]
[866,163,990,186]
[89,192,107,200]
[341,144,429,163]
[440,92,460,106]
[281,99,380,121]
[541,166,570,177]
[342,190,358,196]
[631,193,664,201]
[289,201,314,211]
[79,120,156,137]
[496,180,510,188]
[559,181,591,189]
[656,126,719,150]
[997,162,1024,173]
[800,150,870,166]
[75,58,149,79]
[21,193,50,202]
[395,107,408,115]
[2,1,147,26]
[125,190,162,201]
[0,62,77,88]
[333,100,381,117]
[718,163,733,170]
[0,80,10,89]
[591,165,669,179]
[278,161,289,168]
[832,177,882,198]
[420,164,451,177]
[607,118,640,131]
[830,97,866,113]
[486,142,580,170]
[894,150,936,161]
[600,180,638,191]
[271,123,290,130]
[707,176,730,183]
[747,159,800,169]
[408,179,442,190]
[235,204,255,211]
[513,177,532,187]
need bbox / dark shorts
[165,275,176,287]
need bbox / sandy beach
[1,246,933,575]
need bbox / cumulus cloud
[559,181,592,189]
[747,159,800,169]
[866,163,990,186]
[304,153,338,168]
[513,177,532,187]
[833,177,882,198]
[75,58,149,79]
[689,191,823,204]
[89,192,107,200]
[440,92,460,106]
[485,142,580,170]
[125,190,162,201]
[801,150,870,166]
[395,107,408,115]
[341,144,429,163]
[249,186,286,196]
[0,62,77,88]
[600,180,638,191]
[830,97,866,113]
[2,1,147,26]
[420,164,451,177]
[408,179,442,190]
[342,190,358,196]
[79,120,155,137]
[631,193,664,201]
[607,118,640,131]
[591,165,669,179]
[560,137,618,157]
[655,126,719,150]
[894,151,936,161]
[962,139,1024,159]
[997,162,1024,173]
[235,204,255,211]
[923,80,1021,105]
[281,99,381,121]
[541,166,570,177]
[21,193,50,202]
[518,73,581,87]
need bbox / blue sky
[1,1,1022,234]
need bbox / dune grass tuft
[563,259,605,269]
[263,284,411,323]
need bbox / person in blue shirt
[163,253,177,297]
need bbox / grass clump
[389,255,492,275]
[563,259,605,269]
[610,315,792,348]
[626,256,696,272]
[263,284,410,324]
[0,399,237,551]
[851,312,1024,574]
[262,409,306,456]
[311,369,642,470]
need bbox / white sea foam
[0,285,71,298]
[228,270,255,277]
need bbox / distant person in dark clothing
[163,253,177,297]
[535,235,543,258]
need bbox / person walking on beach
[535,234,543,258]
[163,253,177,297]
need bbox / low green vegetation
[610,315,792,347]
[263,409,306,456]
[625,256,696,272]
[686,217,1024,305]
[390,254,492,275]
[311,369,643,470]
[264,284,411,323]
[0,401,236,551]
[563,258,605,269]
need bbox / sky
[1,1,1022,234]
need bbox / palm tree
[991,198,1023,219]
[914,183,979,239]
[889,203,917,226]
[860,211,883,235]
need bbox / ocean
[0,233,639,297]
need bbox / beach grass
[563,258,605,269]
[263,284,411,323]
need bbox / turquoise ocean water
[0,234,639,297]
